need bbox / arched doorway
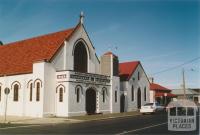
[120,94,125,112]
[74,42,88,73]
[86,88,96,114]
[137,88,141,109]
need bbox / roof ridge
[151,82,167,86]
[119,60,141,81]
[1,27,75,47]
[119,61,140,64]
[0,26,76,76]
[150,83,171,91]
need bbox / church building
[0,14,150,118]
[119,61,150,112]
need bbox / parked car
[140,102,165,114]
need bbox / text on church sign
[70,72,110,85]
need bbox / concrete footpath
[0,111,140,125]
[0,116,83,125]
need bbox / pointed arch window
[74,41,88,73]
[14,84,19,101]
[36,82,40,101]
[30,83,33,101]
[76,88,80,103]
[138,72,140,80]
[115,91,117,103]
[59,87,64,102]
[144,87,146,101]
[103,90,105,103]
[131,85,134,101]
[0,86,1,101]
[75,85,82,103]
[102,87,107,103]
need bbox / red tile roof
[0,28,75,76]
[150,83,171,91]
[119,61,140,81]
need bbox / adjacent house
[119,61,150,112]
[171,88,200,104]
[150,82,176,105]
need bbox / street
[0,112,199,135]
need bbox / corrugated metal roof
[171,89,199,95]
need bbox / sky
[0,0,199,89]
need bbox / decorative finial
[80,11,84,24]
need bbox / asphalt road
[0,112,199,135]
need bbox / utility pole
[4,75,10,123]
[182,68,186,99]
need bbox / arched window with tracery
[73,41,88,73]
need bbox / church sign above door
[57,74,67,79]
[70,71,110,85]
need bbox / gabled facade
[0,17,120,117]
[119,61,150,112]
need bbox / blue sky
[0,0,199,89]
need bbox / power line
[152,56,200,76]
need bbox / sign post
[4,87,10,123]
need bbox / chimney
[0,41,3,45]
[100,52,119,76]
